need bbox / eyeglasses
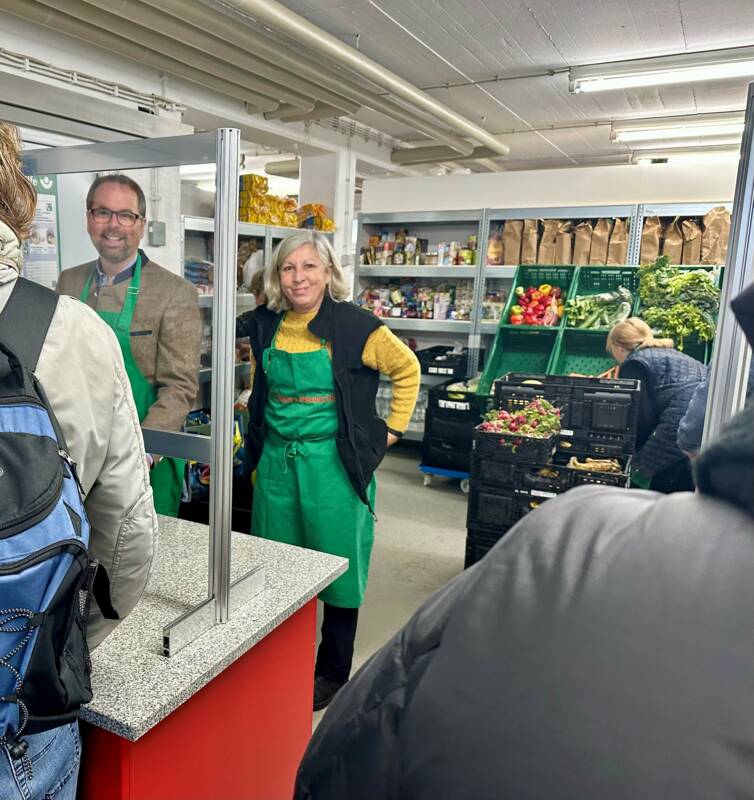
[89,207,142,227]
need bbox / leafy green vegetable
[566,287,633,329]
[638,256,721,347]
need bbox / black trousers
[315,603,359,685]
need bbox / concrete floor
[313,444,467,724]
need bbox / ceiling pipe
[5,0,278,112]
[264,159,300,178]
[216,0,510,157]
[392,144,500,165]
[265,104,345,123]
[146,0,475,155]
[77,0,361,116]
[34,0,314,111]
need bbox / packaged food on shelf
[701,206,731,265]
[361,227,475,266]
[487,230,503,265]
[503,220,524,265]
[662,218,683,263]
[184,258,214,294]
[356,280,474,321]
[607,218,628,265]
[589,219,613,265]
[297,202,335,232]
[482,288,507,322]
[537,220,560,264]
[555,222,573,264]
[573,221,593,265]
[681,219,702,264]
[521,219,538,264]
[640,216,662,265]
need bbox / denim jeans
[0,721,81,800]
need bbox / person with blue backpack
[0,123,157,799]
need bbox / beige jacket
[57,254,201,432]
[0,224,158,648]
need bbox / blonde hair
[264,231,349,312]
[607,317,675,354]
[0,122,36,240]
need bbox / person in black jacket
[235,231,419,710]
[295,289,754,800]
[606,317,706,492]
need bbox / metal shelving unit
[382,318,471,334]
[357,265,477,279]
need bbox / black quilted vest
[627,347,706,476]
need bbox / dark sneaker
[313,675,344,711]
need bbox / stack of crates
[464,372,641,568]
[422,378,489,474]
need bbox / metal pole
[209,128,240,621]
[702,82,754,447]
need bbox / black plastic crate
[473,428,557,464]
[466,484,543,533]
[514,453,632,497]
[417,346,484,379]
[493,372,640,453]
[465,537,495,569]
[424,379,490,447]
[469,454,518,488]
[422,436,472,473]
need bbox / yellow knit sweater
[256,310,420,432]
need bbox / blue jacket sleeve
[677,380,708,453]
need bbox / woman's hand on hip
[387,431,400,448]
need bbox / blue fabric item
[0,721,81,800]
[625,347,706,476]
[0,404,56,437]
[678,368,754,454]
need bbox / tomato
[510,314,524,325]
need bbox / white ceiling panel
[275,0,754,168]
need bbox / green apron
[81,255,185,517]
[251,316,376,608]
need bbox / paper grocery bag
[681,219,702,264]
[701,206,732,265]
[537,219,560,264]
[573,221,593,265]
[555,221,573,264]
[502,220,523,265]
[607,218,629,265]
[521,219,538,264]
[589,219,613,265]
[640,216,661,264]
[662,218,683,263]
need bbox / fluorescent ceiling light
[611,111,745,143]
[631,146,740,165]
[18,126,92,149]
[629,135,743,151]
[570,46,754,93]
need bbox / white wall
[362,162,739,213]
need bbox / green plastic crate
[477,328,557,395]
[501,265,575,330]
[548,329,616,377]
[565,266,640,331]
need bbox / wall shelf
[357,265,476,279]
[381,318,471,334]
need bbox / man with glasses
[57,175,200,517]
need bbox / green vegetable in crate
[638,255,676,307]
[641,305,717,349]
[479,399,561,437]
[566,286,633,329]
[665,270,720,315]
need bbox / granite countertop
[81,517,347,741]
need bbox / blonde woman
[235,230,420,710]
[606,318,706,492]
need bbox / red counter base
[78,599,316,800]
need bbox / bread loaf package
[502,220,523,265]
[573,221,593,265]
[640,216,661,264]
[486,230,503,265]
[681,219,702,264]
[662,218,683,263]
[701,206,732,265]
[589,219,613,265]
[537,219,560,264]
[555,221,573,264]
[607,218,629,265]
[521,219,539,264]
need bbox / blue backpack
[0,278,116,764]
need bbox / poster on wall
[23,174,60,289]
